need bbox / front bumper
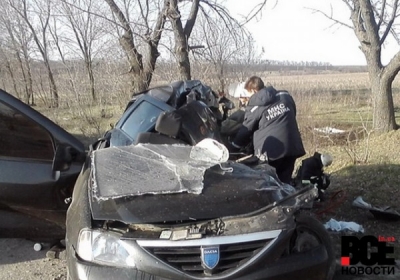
[67,229,331,280]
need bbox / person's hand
[322,173,331,189]
[225,141,241,153]
[217,90,226,97]
[239,97,249,107]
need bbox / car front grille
[143,238,273,276]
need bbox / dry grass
[38,95,125,148]
[260,72,400,94]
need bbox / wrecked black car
[97,80,225,148]
[0,82,335,280]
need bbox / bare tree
[53,0,107,101]
[0,0,271,104]
[103,0,168,94]
[166,0,269,82]
[0,7,35,105]
[102,0,269,90]
[48,14,80,100]
[191,14,261,91]
[8,0,59,107]
[314,1,400,133]
[0,47,20,97]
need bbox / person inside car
[229,76,305,184]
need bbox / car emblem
[201,246,220,270]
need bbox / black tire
[293,214,336,280]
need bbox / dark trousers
[268,156,297,184]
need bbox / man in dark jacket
[295,152,332,198]
[230,76,305,184]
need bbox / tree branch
[377,0,386,28]
[383,49,400,80]
[306,7,353,29]
[380,0,399,45]
[239,0,271,26]
[183,0,200,38]
[341,0,353,11]
[144,0,168,73]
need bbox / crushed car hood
[89,144,295,224]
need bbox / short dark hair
[244,76,264,92]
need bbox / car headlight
[76,229,136,268]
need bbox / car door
[0,89,86,211]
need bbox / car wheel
[292,214,336,280]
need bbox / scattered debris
[46,244,65,260]
[313,127,346,135]
[324,218,364,233]
[33,243,42,252]
[352,196,400,221]
[52,274,66,280]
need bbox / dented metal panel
[89,145,302,223]
[91,143,231,201]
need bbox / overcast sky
[227,0,399,66]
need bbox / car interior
[134,110,187,145]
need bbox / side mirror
[52,144,73,172]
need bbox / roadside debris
[313,126,346,134]
[33,243,42,252]
[324,218,364,233]
[352,196,400,221]
[46,244,66,260]
[43,240,66,260]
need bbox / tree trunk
[369,71,397,132]
[14,51,29,103]
[45,61,59,107]
[89,65,95,101]
[5,60,19,98]
[105,0,150,93]
[175,44,191,80]
[85,57,96,101]
[129,72,149,94]
[216,63,225,92]
[168,0,193,80]
[25,59,34,105]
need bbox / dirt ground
[0,239,66,280]
[319,165,400,244]
[308,178,400,280]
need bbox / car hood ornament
[201,246,220,270]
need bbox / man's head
[244,76,265,96]
[320,153,333,167]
